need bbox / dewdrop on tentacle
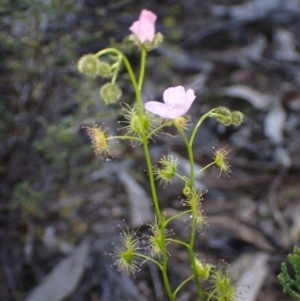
[212,268,237,301]
[85,124,109,157]
[183,188,206,231]
[147,219,170,257]
[154,154,178,186]
[213,147,231,177]
[113,228,142,274]
[195,256,214,280]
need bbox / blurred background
[1,0,300,300]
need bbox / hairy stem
[179,129,203,301]
[135,49,174,301]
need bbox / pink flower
[144,86,196,119]
[129,10,157,43]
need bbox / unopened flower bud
[183,186,192,196]
[231,111,243,126]
[215,107,231,117]
[77,54,100,78]
[128,33,164,52]
[213,107,232,126]
[128,34,140,47]
[129,10,157,44]
[100,82,122,104]
[174,116,189,131]
[97,61,112,78]
[143,32,164,51]
[153,32,164,48]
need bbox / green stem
[179,129,203,301]
[166,238,190,249]
[189,218,203,301]
[135,49,162,224]
[111,55,122,84]
[174,172,188,183]
[174,275,194,297]
[95,47,173,298]
[135,49,174,301]
[179,130,195,182]
[189,109,217,147]
[97,46,177,301]
[138,49,147,91]
[195,162,216,176]
[107,136,142,143]
[146,120,172,139]
[165,210,191,226]
[94,48,139,95]
[206,288,218,301]
[135,253,162,269]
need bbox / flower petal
[163,86,186,106]
[145,86,196,119]
[129,10,157,43]
[140,9,157,23]
[186,89,196,106]
[145,101,186,119]
[145,101,170,117]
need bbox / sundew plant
[77,9,243,301]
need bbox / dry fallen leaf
[42,226,75,254]
[274,28,300,62]
[290,203,300,242]
[264,101,286,144]
[206,216,275,253]
[232,252,270,301]
[25,241,89,301]
[239,35,267,63]
[211,0,300,21]
[118,171,153,227]
[274,146,291,167]
[222,85,272,109]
